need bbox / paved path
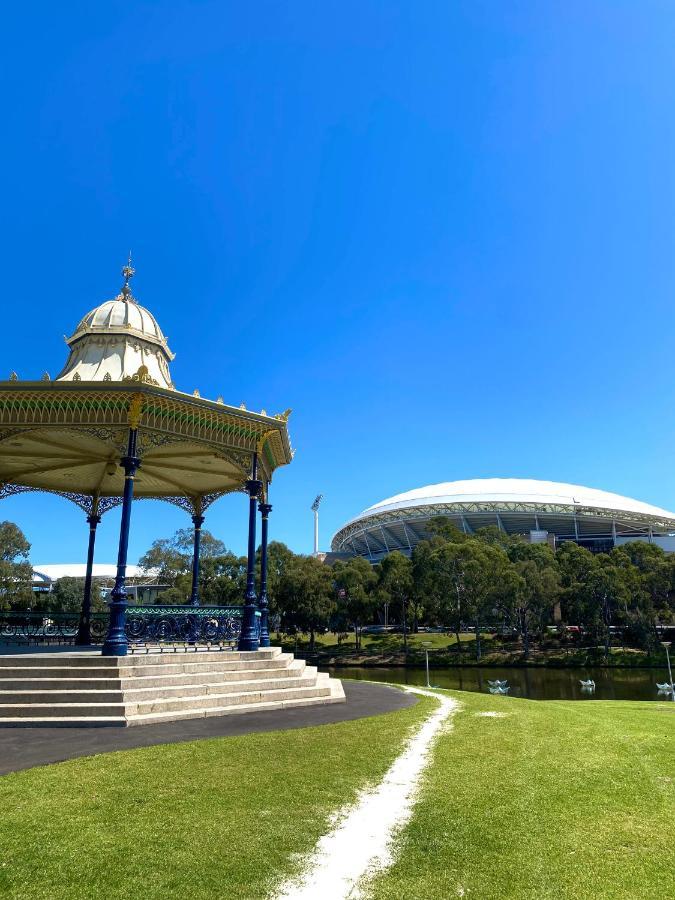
[0,681,416,776]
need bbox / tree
[425,539,515,661]
[138,537,189,584]
[506,543,560,659]
[49,576,106,614]
[612,542,672,650]
[261,541,295,628]
[199,553,247,606]
[139,528,229,602]
[377,552,414,652]
[333,557,378,650]
[556,542,596,624]
[578,557,630,659]
[0,521,33,611]
[276,555,335,650]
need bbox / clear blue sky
[2,1,675,564]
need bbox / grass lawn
[0,697,433,900]
[371,691,675,900]
[1,689,672,900]
[277,631,478,653]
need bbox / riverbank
[274,632,666,669]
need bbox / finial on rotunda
[121,253,135,302]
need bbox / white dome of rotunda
[56,260,175,390]
[76,297,167,345]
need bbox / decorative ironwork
[0,483,123,518]
[125,605,244,644]
[0,606,245,646]
[95,495,124,516]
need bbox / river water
[328,665,674,701]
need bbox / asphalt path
[0,680,417,776]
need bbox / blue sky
[2,1,675,564]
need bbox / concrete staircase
[0,647,345,726]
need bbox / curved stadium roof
[331,478,675,558]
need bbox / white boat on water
[580,679,596,689]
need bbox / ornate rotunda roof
[56,259,175,389]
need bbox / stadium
[330,478,675,561]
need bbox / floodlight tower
[311,495,323,556]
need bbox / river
[327,665,674,701]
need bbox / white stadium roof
[331,478,675,558]
[32,564,147,583]
[360,479,675,522]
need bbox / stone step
[0,656,118,669]
[0,651,345,727]
[119,661,307,688]
[0,662,306,693]
[0,656,294,681]
[121,647,283,665]
[118,657,294,676]
[125,683,333,716]
[0,690,124,704]
[0,666,122,680]
[0,647,282,669]
[0,672,319,705]
[122,673,319,702]
[0,703,126,718]
[127,683,347,726]
[0,677,124,691]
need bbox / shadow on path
[0,681,416,776]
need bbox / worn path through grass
[369,691,675,900]
[0,696,433,900]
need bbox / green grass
[1,689,672,900]
[0,697,434,900]
[277,631,477,653]
[371,691,675,900]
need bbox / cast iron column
[189,513,205,606]
[237,453,262,651]
[75,513,101,645]
[102,426,141,657]
[258,500,272,648]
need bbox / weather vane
[121,252,135,299]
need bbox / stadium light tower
[311,495,323,556]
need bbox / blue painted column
[238,453,262,651]
[258,499,272,648]
[75,512,101,646]
[189,513,205,606]
[102,426,141,657]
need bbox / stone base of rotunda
[0,647,345,727]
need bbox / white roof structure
[56,260,175,389]
[331,478,675,560]
[33,564,147,583]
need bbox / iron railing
[0,605,246,647]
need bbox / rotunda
[0,261,294,655]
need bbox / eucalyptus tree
[276,554,335,650]
[0,521,33,611]
[578,555,631,659]
[506,542,560,659]
[332,556,379,650]
[139,528,226,585]
[376,551,414,652]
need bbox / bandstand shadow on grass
[0,260,291,657]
